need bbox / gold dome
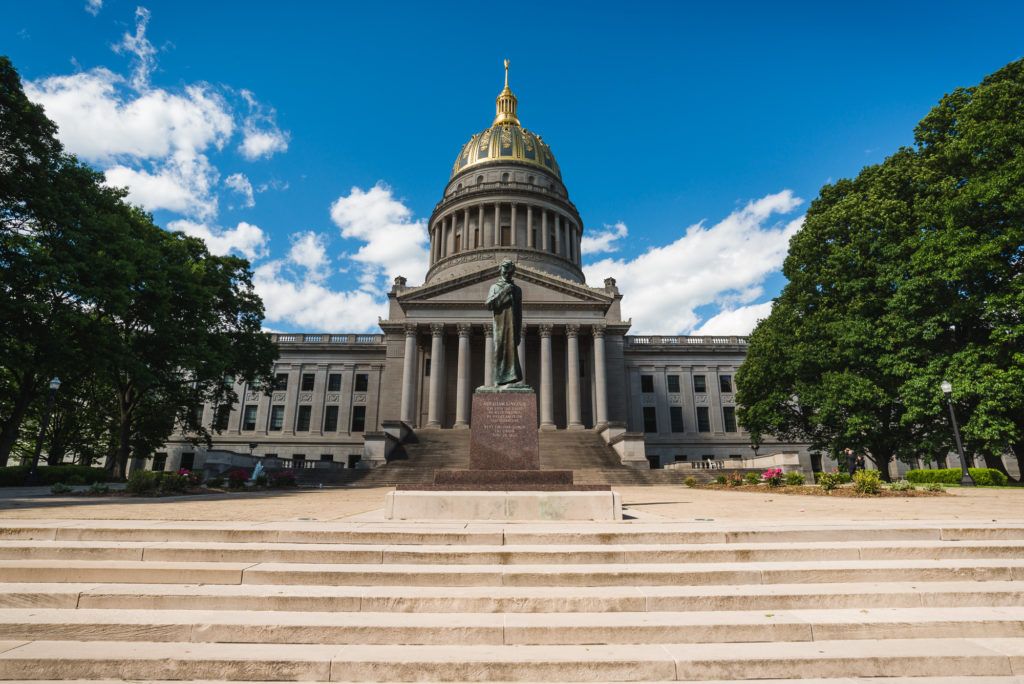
[450,61,561,180]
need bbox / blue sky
[5,1,1023,334]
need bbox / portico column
[566,323,583,430]
[526,206,534,248]
[538,324,555,430]
[517,324,527,381]
[592,324,608,427]
[484,326,494,387]
[454,324,471,429]
[462,208,469,252]
[510,203,518,246]
[427,323,445,428]
[400,323,418,424]
[478,204,485,248]
[554,214,562,256]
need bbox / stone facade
[154,69,815,476]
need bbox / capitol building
[154,68,813,480]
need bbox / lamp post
[26,377,61,486]
[941,380,974,487]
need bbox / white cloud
[692,301,774,336]
[584,190,803,335]
[224,172,255,208]
[288,231,329,281]
[112,7,156,91]
[106,152,219,219]
[253,260,385,332]
[329,182,429,293]
[238,89,289,160]
[581,221,628,255]
[168,219,268,260]
[85,0,102,15]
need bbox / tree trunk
[112,391,133,480]
[867,447,894,482]
[0,372,36,466]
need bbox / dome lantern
[493,59,520,126]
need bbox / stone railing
[625,335,748,347]
[269,333,384,345]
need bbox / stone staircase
[0,519,1023,681]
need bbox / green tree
[738,59,1024,480]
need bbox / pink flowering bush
[177,468,201,487]
[762,467,784,487]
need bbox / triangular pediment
[398,264,613,310]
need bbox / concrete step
[2,539,1024,564]
[20,679,1024,684]
[2,607,1024,645]
[5,521,1023,545]
[3,558,1020,586]
[3,580,1023,613]
[1,637,1022,681]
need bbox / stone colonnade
[429,202,583,267]
[398,322,609,429]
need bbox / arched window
[527,175,535,185]
[457,183,462,190]
[502,172,509,183]
[476,175,484,185]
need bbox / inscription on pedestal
[469,391,540,471]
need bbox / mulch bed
[695,484,948,497]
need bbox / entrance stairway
[0,519,1023,681]
[324,428,712,487]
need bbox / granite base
[384,490,623,521]
[433,469,573,486]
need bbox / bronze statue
[485,259,523,386]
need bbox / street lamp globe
[49,377,61,391]
[940,380,952,396]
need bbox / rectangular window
[720,375,733,393]
[693,374,707,393]
[351,405,366,432]
[327,373,342,392]
[301,373,315,392]
[293,454,305,468]
[670,406,685,433]
[242,405,257,431]
[424,359,431,377]
[723,406,737,433]
[152,453,167,471]
[273,373,288,391]
[296,405,312,431]
[674,454,688,462]
[323,405,339,432]
[213,405,231,431]
[179,452,195,471]
[640,375,654,393]
[642,406,658,433]
[269,405,284,431]
[354,373,369,392]
[667,375,680,393]
[696,406,711,432]
[265,453,278,460]
[320,454,333,462]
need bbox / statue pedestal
[387,387,621,521]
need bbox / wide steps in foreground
[1,520,1023,681]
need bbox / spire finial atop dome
[493,58,520,126]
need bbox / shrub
[905,468,1008,487]
[50,482,72,494]
[784,471,805,486]
[268,470,297,488]
[684,476,697,488]
[158,472,188,494]
[853,469,882,495]
[762,468,784,487]
[178,469,201,487]
[126,470,160,495]
[925,482,946,492]
[204,475,225,489]
[726,472,744,487]
[226,468,249,489]
[817,471,844,492]
[87,481,110,495]
[714,475,727,485]
[0,465,108,487]
[889,479,914,492]
[743,472,761,485]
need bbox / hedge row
[0,465,110,487]
[905,468,1009,486]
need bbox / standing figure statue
[485,259,524,386]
